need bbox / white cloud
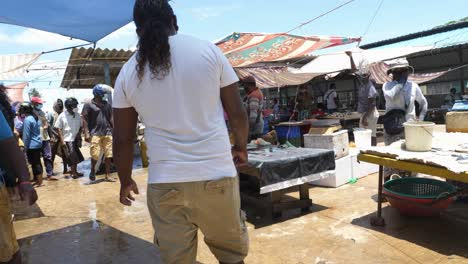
[189,5,240,20]
[101,23,136,41]
[0,28,86,49]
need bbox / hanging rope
[285,0,356,34]
[357,0,385,46]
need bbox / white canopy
[297,46,432,74]
[0,53,41,81]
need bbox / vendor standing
[382,59,427,178]
[445,88,462,107]
[324,83,339,113]
[346,51,379,146]
[242,76,264,140]
[297,84,312,120]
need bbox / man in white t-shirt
[112,1,249,264]
[324,83,339,113]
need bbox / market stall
[358,132,468,226]
[239,147,335,218]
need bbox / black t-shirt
[82,100,112,136]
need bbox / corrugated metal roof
[61,47,134,89]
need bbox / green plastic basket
[384,177,457,199]
[383,177,457,216]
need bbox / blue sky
[1,0,468,99]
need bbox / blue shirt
[22,115,42,150]
[0,112,13,185]
[0,111,13,141]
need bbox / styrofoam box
[304,130,349,159]
[349,148,379,179]
[309,154,353,188]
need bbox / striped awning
[235,67,321,89]
[4,82,28,102]
[0,53,41,81]
[370,62,448,84]
[216,33,361,67]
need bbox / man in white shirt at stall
[324,83,339,113]
[382,58,427,179]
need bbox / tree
[28,88,41,99]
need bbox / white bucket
[404,121,435,152]
[354,129,372,149]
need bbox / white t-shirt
[54,111,82,142]
[113,34,239,184]
[324,89,338,110]
[383,81,428,121]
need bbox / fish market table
[239,147,335,218]
[358,138,468,226]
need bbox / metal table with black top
[239,147,335,218]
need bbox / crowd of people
[0,84,115,187]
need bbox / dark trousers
[42,140,53,176]
[27,148,43,176]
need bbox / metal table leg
[371,165,386,226]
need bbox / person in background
[445,88,462,107]
[311,103,326,118]
[297,84,312,120]
[324,83,339,113]
[55,98,84,179]
[112,1,249,263]
[242,75,264,140]
[346,51,379,146]
[82,84,114,182]
[382,58,427,179]
[273,98,281,120]
[20,102,44,186]
[47,99,69,175]
[31,97,57,181]
[0,109,38,264]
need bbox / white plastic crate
[304,130,349,159]
[309,154,353,188]
[349,148,379,179]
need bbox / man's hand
[120,179,139,206]
[232,145,248,168]
[19,183,38,206]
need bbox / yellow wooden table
[358,153,468,226]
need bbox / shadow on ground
[19,220,161,264]
[351,203,468,259]
[242,201,328,229]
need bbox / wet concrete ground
[10,149,468,264]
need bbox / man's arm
[345,51,357,72]
[221,83,249,167]
[81,104,91,141]
[113,107,139,206]
[382,82,404,100]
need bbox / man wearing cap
[242,76,264,140]
[346,51,379,146]
[82,84,114,182]
[31,97,57,181]
[382,59,428,178]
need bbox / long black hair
[0,85,14,130]
[133,0,178,80]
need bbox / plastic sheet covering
[241,148,335,194]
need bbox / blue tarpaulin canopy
[0,0,135,43]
